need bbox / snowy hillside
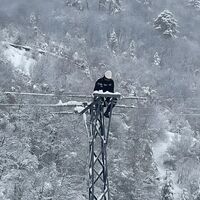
[1,42,36,76]
[0,0,200,200]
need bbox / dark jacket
[94,76,114,93]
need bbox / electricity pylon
[81,93,121,200]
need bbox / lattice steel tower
[81,93,121,200]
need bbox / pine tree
[108,29,119,53]
[129,40,137,60]
[29,12,46,49]
[99,0,107,10]
[65,0,84,11]
[161,182,174,200]
[193,188,200,200]
[109,0,121,14]
[154,10,179,38]
[181,189,190,200]
[143,0,152,7]
[161,172,174,200]
[153,52,161,66]
[30,13,38,27]
[138,0,152,8]
[30,12,39,37]
[188,0,200,10]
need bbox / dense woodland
[0,0,200,199]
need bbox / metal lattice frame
[83,93,120,200]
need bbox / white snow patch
[74,106,85,113]
[3,44,36,76]
[121,170,129,178]
[57,100,63,105]
[44,182,53,190]
[70,152,77,157]
[56,100,83,106]
[122,121,130,131]
[152,137,170,177]
[152,131,175,176]
[73,52,79,60]
[64,152,77,159]
[93,90,121,96]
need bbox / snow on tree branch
[154,10,179,38]
[188,0,200,10]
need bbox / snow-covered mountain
[0,0,200,200]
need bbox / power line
[0,103,82,107]
[3,91,147,100]
[4,91,91,98]
[0,103,137,109]
[52,111,200,117]
[122,96,147,100]
[4,91,55,97]
[142,113,200,117]
[52,111,122,116]
[3,102,200,111]
[5,91,200,101]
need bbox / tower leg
[87,96,119,200]
[88,99,112,200]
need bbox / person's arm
[111,80,114,93]
[94,79,100,91]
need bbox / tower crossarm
[93,92,121,99]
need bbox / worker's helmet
[105,70,112,79]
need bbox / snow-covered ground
[1,42,36,76]
[152,131,182,199]
[152,131,174,177]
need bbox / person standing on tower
[94,70,117,118]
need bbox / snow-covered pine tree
[99,0,107,10]
[108,29,119,53]
[143,0,152,7]
[129,40,137,60]
[30,12,46,50]
[188,0,200,10]
[137,0,152,8]
[154,10,179,38]
[30,12,39,37]
[193,186,200,200]
[30,13,38,27]
[109,0,121,14]
[153,52,161,66]
[65,0,84,11]
[161,173,174,200]
[29,13,39,44]
[181,189,190,200]
[161,182,174,200]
